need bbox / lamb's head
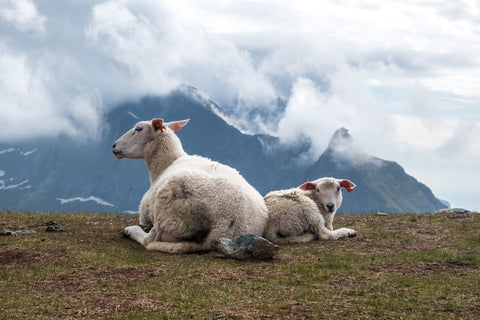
[299,177,356,213]
[112,118,189,159]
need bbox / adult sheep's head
[112,118,189,159]
[299,177,356,213]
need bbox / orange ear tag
[171,123,182,131]
[306,180,315,190]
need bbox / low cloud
[0,0,46,34]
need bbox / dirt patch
[31,266,170,318]
[35,265,169,293]
[0,249,65,266]
[369,261,474,276]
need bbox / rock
[0,229,36,236]
[45,221,66,232]
[433,208,471,215]
[211,234,278,261]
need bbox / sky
[1,0,479,211]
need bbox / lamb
[112,118,269,254]
[263,177,357,245]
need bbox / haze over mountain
[0,87,446,214]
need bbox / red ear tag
[171,123,182,131]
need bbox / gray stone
[45,221,66,232]
[433,208,471,215]
[0,229,36,236]
[211,234,278,261]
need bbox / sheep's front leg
[324,213,334,230]
[122,225,160,246]
[122,226,147,245]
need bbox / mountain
[306,128,447,213]
[0,86,447,214]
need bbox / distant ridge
[0,86,447,214]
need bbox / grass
[1,211,479,319]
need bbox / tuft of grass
[1,210,479,319]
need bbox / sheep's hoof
[348,231,357,238]
[119,229,130,238]
[212,234,278,261]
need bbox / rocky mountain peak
[328,127,353,150]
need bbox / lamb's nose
[326,203,335,212]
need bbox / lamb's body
[113,118,268,253]
[263,178,357,245]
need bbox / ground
[1,211,479,319]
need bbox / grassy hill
[1,211,479,319]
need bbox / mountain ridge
[0,87,447,214]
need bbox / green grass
[1,211,479,319]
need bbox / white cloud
[85,0,277,113]
[0,0,46,34]
[0,43,104,141]
[0,0,479,209]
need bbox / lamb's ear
[299,181,316,191]
[339,179,356,193]
[151,118,166,132]
[166,119,190,131]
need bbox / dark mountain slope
[0,87,446,214]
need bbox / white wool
[263,177,357,245]
[113,118,268,253]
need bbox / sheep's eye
[337,187,340,192]
[135,126,143,132]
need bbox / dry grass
[1,211,479,319]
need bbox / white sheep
[263,177,357,245]
[112,118,269,254]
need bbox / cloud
[0,0,46,34]
[1,0,480,209]
[85,0,278,113]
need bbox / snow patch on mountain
[0,148,15,155]
[22,148,38,156]
[123,210,139,215]
[56,196,115,207]
[0,179,30,190]
[128,111,140,120]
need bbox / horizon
[0,0,479,211]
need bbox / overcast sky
[1,0,479,210]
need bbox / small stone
[0,230,15,236]
[433,208,471,215]
[212,234,278,261]
[45,222,65,232]
[0,229,36,236]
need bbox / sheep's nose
[326,203,335,212]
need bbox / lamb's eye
[135,126,143,132]
[337,187,340,192]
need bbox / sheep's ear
[166,119,190,131]
[299,181,316,191]
[339,179,356,193]
[152,118,166,132]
